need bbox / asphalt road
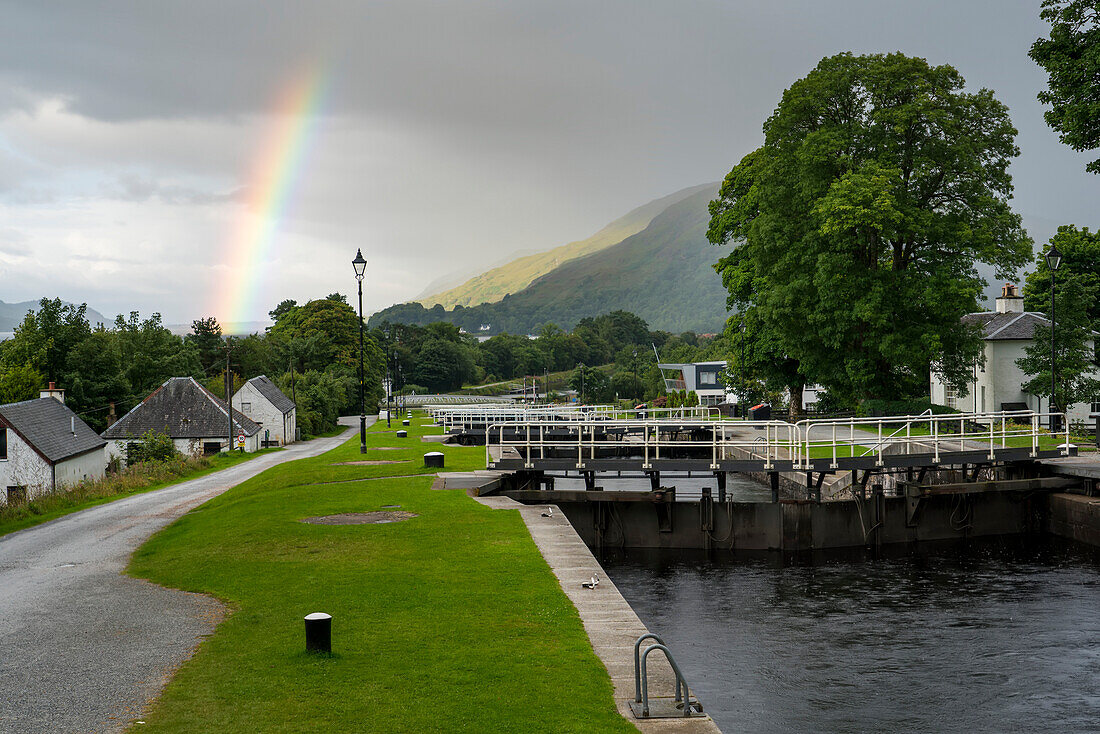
[0,420,361,734]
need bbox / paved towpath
[0,420,360,734]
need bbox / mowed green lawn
[127,415,633,733]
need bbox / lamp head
[352,249,367,280]
[1045,243,1062,272]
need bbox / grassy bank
[126,415,632,733]
[0,449,277,538]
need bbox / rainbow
[216,62,329,326]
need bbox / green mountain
[370,184,735,334]
[418,183,716,309]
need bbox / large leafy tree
[708,52,1032,404]
[1022,226,1100,331]
[186,316,224,375]
[1031,0,1100,172]
[1017,277,1100,410]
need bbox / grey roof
[102,377,261,440]
[0,397,106,464]
[243,375,295,415]
[962,311,1052,341]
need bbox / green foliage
[1023,226,1100,330]
[280,369,357,438]
[186,317,223,374]
[1016,277,1100,409]
[568,364,613,403]
[1031,1,1100,172]
[126,430,178,464]
[0,363,43,404]
[709,52,1031,404]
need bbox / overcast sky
[0,1,1095,326]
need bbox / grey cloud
[108,174,240,205]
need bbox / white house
[232,375,296,446]
[0,392,107,505]
[658,361,731,406]
[930,283,1100,426]
[102,376,261,463]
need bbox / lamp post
[578,362,585,405]
[738,318,746,418]
[1046,243,1062,432]
[352,249,368,453]
[632,348,638,403]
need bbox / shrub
[126,430,177,464]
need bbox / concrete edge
[464,482,721,733]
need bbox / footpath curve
[0,419,360,734]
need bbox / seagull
[581,573,599,589]
[540,507,553,518]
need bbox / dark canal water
[602,538,1100,733]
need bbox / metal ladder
[629,633,705,719]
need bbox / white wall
[232,383,295,445]
[53,448,107,488]
[0,428,52,503]
[107,433,261,466]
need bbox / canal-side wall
[1046,493,1100,547]
[556,491,1042,552]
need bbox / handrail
[633,636,703,718]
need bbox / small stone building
[0,394,107,505]
[232,375,296,446]
[102,376,261,463]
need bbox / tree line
[0,295,385,436]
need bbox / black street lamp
[1046,243,1062,432]
[738,318,747,418]
[352,248,368,453]
[578,362,585,405]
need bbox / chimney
[995,283,1024,314]
[40,381,66,404]
[105,403,117,429]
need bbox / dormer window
[242,402,252,413]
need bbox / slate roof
[0,397,106,464]
[962,311,1052,341]
[102,377,261,440]
[244,375,295,415]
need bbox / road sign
[237,430,245,447]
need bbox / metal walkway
[480,410,1076,474]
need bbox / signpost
[237,430,245,450]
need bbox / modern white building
[103,376,261,463]
[0,391,107,505]
[658,361,731,406]
[232,375,296,446]
[930,284,1100,426]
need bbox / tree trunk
[788,383,804,419]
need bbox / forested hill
[1,299,110,332]
[417,183,716,309]
[369,185,734,334]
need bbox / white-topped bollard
[424,451,444,468]
[396,430,408,438]
[304,612,332,653]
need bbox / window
[241,402,252,413]
[1092,397,1100,414]
[0,427,6,460]
[981,386,986,413]
[698,371,718,386]
[944,387,958,410]
[6,486,26,504]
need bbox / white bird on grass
[581,573,599,589]
[540,507,553,518]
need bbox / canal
[602,537,1100,733]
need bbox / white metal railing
[482,410,1072,471]
[432,403,719,432]
[485,418,799,470]
[794,410,1070,469]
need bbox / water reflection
[602,539,1100,733]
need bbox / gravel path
[0,420,361,734]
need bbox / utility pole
[225,342,235,452]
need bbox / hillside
[370,184,734,334]
[0,299,110,332]
[417,183,716,309]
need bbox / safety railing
[794,410,1070,469]
[630,634,704,719]
[433,404,719,432]
[485,417,799,470]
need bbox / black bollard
[396,430,408,438]
[424,451,444,468]
[304,612,332,653]
[402,419,410,426]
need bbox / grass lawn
[0,448,279,539]
[126,414,633,733]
